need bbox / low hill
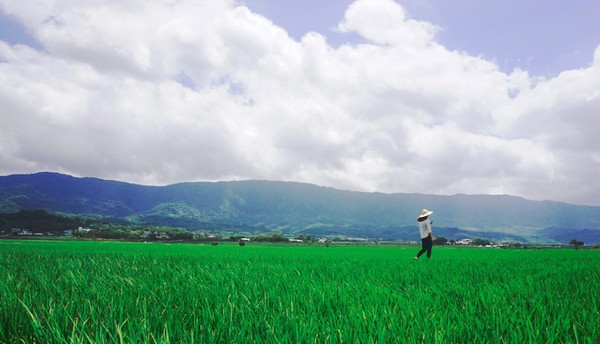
[1,172,599,243]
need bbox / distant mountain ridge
[1,172,600,244]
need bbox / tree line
[0,210,84,232]
[0,210,193,240]
[0,210,303,242]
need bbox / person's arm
[428,221,434,241]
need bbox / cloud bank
[1,0,599,205]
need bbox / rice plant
[0,240,598,343]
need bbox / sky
[0,0,599,206]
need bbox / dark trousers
[416,236,432,258]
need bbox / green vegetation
[570,239,585,249]
[1,241,598,343]
[472,238,492,246]
[0,210,85,232]
[0,210,198,240]
[76,224,194,241]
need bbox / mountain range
[1,172,600,244]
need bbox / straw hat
[417,209,433,219]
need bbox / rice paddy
[1,240,598,343]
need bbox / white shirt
[418,218,432,239]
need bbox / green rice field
[1,240,598,343]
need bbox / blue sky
[0,0,599,205]
[242,0,600,77]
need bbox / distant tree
[168,228,193,240]
[270,234,289,242]
[252,234,269,242]
[253,233,289,242]
[473,238,491,246]
[433,236,448,245]
[570,239,584,249]
[302,235,312,242]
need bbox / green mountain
[1,172,600,243]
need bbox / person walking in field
[414,209,434,260]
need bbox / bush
[473,238,491,246]
[252,234,289,243]
[570,239,584,249]
[434,237,448,245]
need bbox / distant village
[1,226,532,248]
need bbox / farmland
[1,240,598,343]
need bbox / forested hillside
[1,172,599,243]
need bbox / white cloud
[0,0,599,205]
[337,0,437,47]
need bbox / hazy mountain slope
[1,172,599,243]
